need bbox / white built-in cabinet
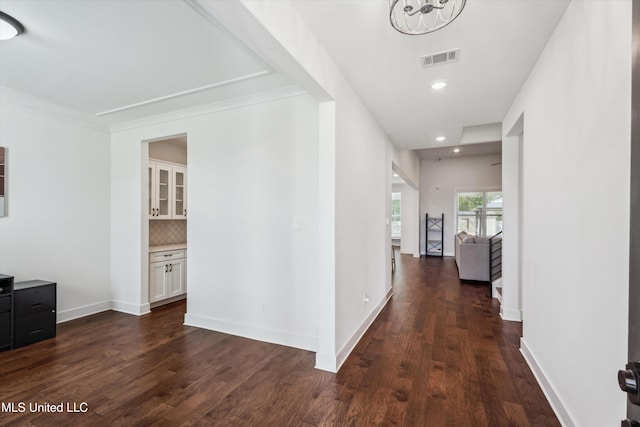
[149,249,186,303]
[149,159,187,220]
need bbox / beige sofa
[454,231,490,282]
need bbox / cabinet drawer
[14,311,56,348]
[0,296,10,314]
[14,285,56,315]
[150,249,185,263]
[0,312,10,348]
[0,280,11,295]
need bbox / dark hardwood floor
[0,254,559,426]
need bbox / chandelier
[389,0,466,35]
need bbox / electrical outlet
[261,302,268,313]
[293,217,300,229]
[363,293,370,304]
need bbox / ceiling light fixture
[436,136,446,142]
[431,80,448,90]
[389,0,466,36]
[0,11,25,40]
[453,148,460,153]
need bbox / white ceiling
[0,0,293,125]
[293,0,570,152]
[416,140,501,160]
[0,0,570,156]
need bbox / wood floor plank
[0,255,559,426]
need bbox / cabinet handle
[169,263,173,272]
[165,264,168,273]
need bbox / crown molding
[0,87,109,132]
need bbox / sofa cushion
[475,236,489,244]
[461,235,476,243]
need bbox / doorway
[390,166,420,259]
[144,135,188,310]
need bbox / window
[391,192,401,239]
[456,191,503,236]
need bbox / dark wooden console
[13,280,56,348]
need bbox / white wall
[229,0,419,371]
[502,1,631,425]
[420,154,502,256]
[332,78,390,364]
[0,94,112,322]
[111,94,319,350]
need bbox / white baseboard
[56,300,111,324]
[315,352,338,373]
[183,313,317,352]
[492,277,503,300]
[520,338,576,426]
[499,306,522,322]
[335,288,393,372]
[111,300,151,316]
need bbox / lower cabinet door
[168,259,185,297]
[149,262,169,303]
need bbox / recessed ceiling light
[0,11,25,41]
[393,173,399,177]
[431,80,448,90]
[453,148,461,153]
[436,136,446,142]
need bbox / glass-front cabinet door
[149,162,172,220]
[149,164,155,219]
[173,167,187,219]
[155,164,171,219]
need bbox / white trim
[499,306,522,322]
[0,87,108,131]
[109,86,306,133]
[56,301,111,324]
[183,313,317,352]
[334,288,394,372]
[96,71,270,116]
[111,300,151,316]
[492,277,503,300]
[315,352,338,373]
[520,338,576,427]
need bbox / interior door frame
[628,0,640,420]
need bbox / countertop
[149,243,187,253]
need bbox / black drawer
[14,284,55,315]
[0,295,10,314]
[14,311,56,348]
[0,312,10,348]
[0,281,11,295]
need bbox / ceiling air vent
[421,48,460,68]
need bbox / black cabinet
[13,280,56,348]
[0,274,14,351]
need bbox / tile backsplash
[149,220,187,246]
